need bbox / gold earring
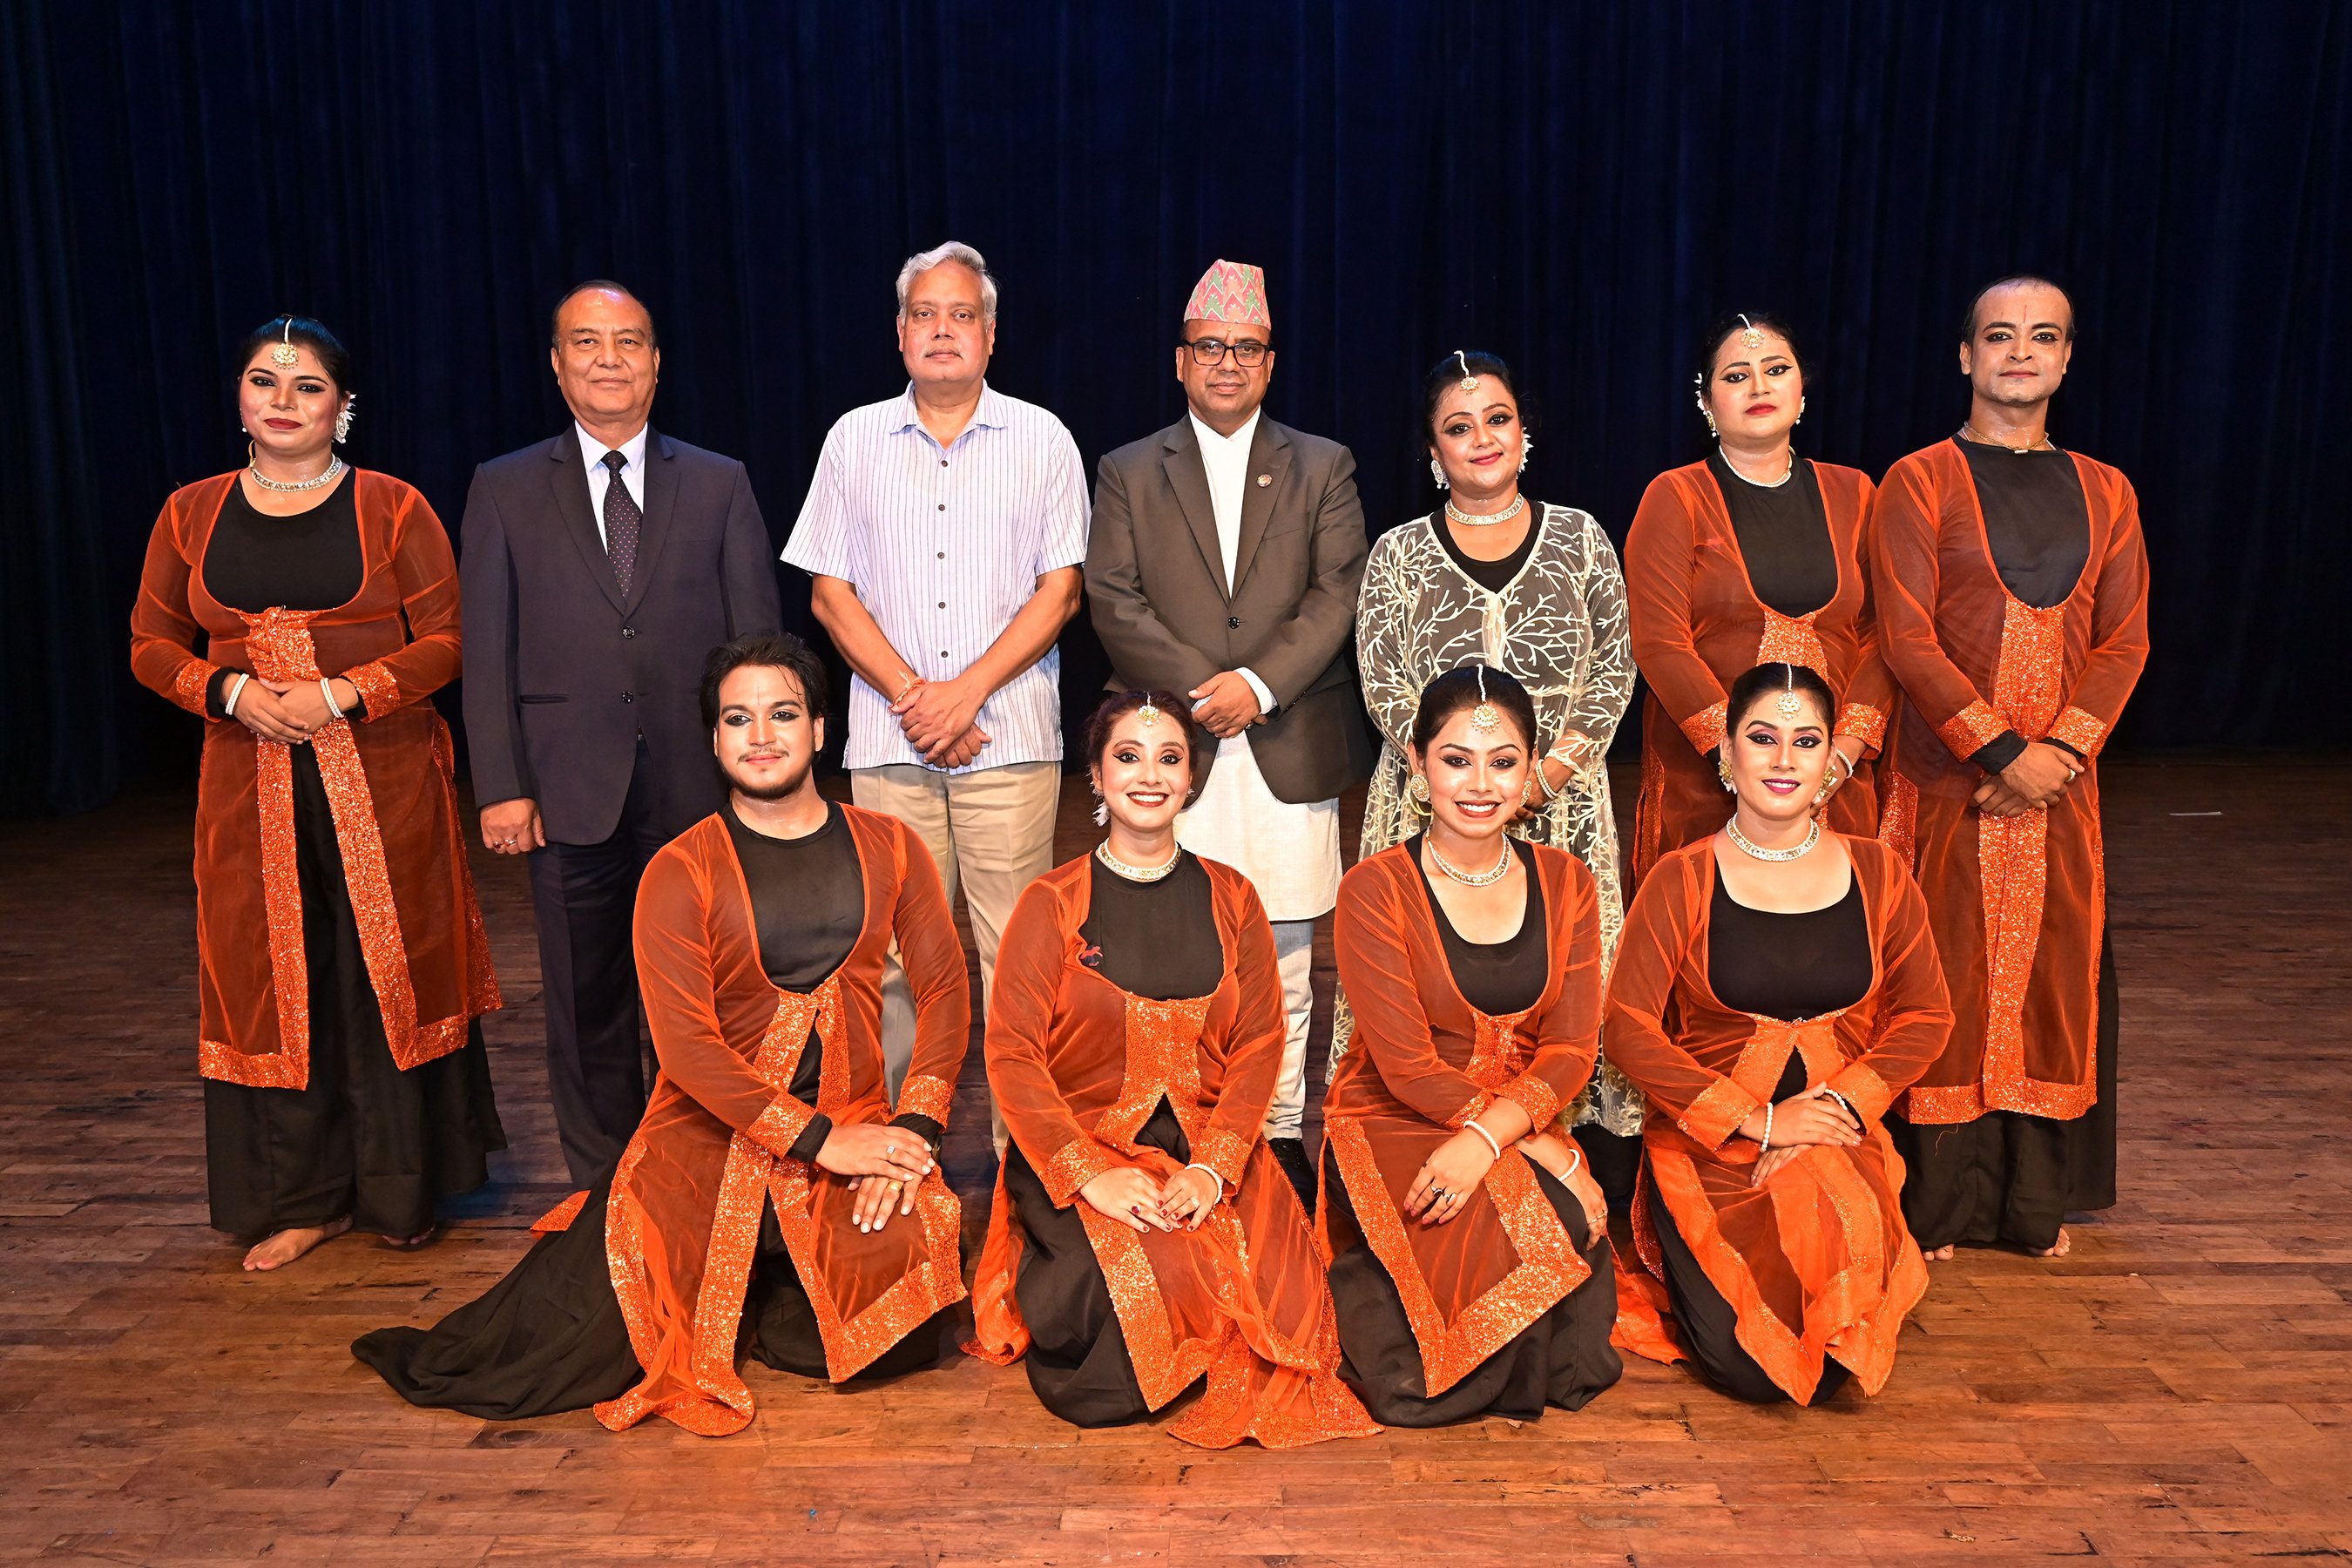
[1717,754,1735,793]
[1409,774,1431,808]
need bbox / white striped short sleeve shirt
[783,382,1088,772]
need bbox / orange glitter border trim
[1679,700,1730,754]
[531,1190,591,1234]
[2048,705,2109,758]
[1835,703,1888,753]
[1755,608,1826,674]
[1323,1116,1590,1397]
[1936,699,2007,760]
[342,658,400,720]
[894,1072,955,1126]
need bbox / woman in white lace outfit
[1339,351,1642,1146]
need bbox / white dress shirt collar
[576,420,649,476]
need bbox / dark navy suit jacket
[459,426,781,845]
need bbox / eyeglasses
[1183,338,1271,366]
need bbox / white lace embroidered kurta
[1335,503,1644,1136]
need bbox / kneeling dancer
[355,634,970,1434]
[1321,665,1620,1425]
[1608,663,1951,1403]
[970,691,1377,1448]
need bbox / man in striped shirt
[784,241,1085,1138]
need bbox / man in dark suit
[461,280,781,1182]
[1085,259,1371,1205]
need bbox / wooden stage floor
[3,759,2348,1565]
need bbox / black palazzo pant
[1321,1143,1620,1427]
[205,744,504,1239]
[1887,929,2120,1254]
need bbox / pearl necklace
[1443,495,1526,530]
[1721,447,1794,488]
[1095,841,1179,882]
[1426,836,1514,886]
[1958,424,2058,455]
[250,453,347,493]
[1725,813,1822,862]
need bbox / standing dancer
[1872,278,2150,1260]
[1625,311,1896,885]
[356,635,969,1434]
[1609,664,1950,1404]
[1321,666,1620,1424]
[970,691,1377,1448]
[130,315,504,1272]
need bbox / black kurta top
[200,476,369,717]
[1705,451,1839,618]
[1958,441,2093,774]
[1079,851,1223,1001]
[1432,505,1543,595]
[1405,835,1549,1017]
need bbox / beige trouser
[851,760,1061,1147]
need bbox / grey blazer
[1086,415,1372,803]
[458,426,781,845]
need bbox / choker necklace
[1427,836,1514,887]
[1096,841,1179,883]
[1725,813,1821,862]
[249,452,347,493]
[1721,448,1794,488]
[1443,495,1526,530]
[1958,423,2058,455]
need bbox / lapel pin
[1255,473,1271,487]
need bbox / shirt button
[937,551,946,559]
[937,503,946,511]
[938,601,947,609]
[1228,616,1241,629]
[939,460,948,468]
[939,651,949,659]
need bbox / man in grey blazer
[461,280,781,1182]
[1085,259,1371,1205]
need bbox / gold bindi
[270,319,300,368]
[1454,348,1478,392]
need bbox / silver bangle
[1760,1102,1775,1155]
[1562,1146,1583,1182]
[318,677,344,721]
[1183,1161,1223,1190]
[1463,1119,1503,1159]
[223,672,252,717]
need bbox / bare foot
[2033,1227,2072,1258]
[1923,1243,1955,1261]
[381,1225,436,1250]
[242,1215,353,1272]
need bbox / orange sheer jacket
[1605,836,1951,1401]
[1870,441,2150,1123]
[1321,843,1605,1397]
[1625,459,1896,885]
[127,471,499,1087]
[592,806,970,1436]
[971,855,1376,1449]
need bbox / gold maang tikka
[270,319,300,368]
[1455,348,1478,392]
[1135,698,1161,727]
[1738,314,1765,351]
[1775,669,1803,720]
[1470,665,1502,733]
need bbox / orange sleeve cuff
[1039,1135,1122,1207]
[1935,699,2006,759]
[748,1097,817,1161]
[1678,700,1730,754]
[1826,1062,1896,1123]
[1676,1077,1761,1152]
[343,659,402,720]
[1497,1072,1562,1133]
[1835,702,1888,754]
[1447,1090,1496,1131]
[895,1073,955,1127]
[1191,1125,1252,1193]
[171,658,219,718]
[2046,706,2110,758]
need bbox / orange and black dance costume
[970,851,1376,1448]
[1321,838,1620,1424]
[128,470,504,1239]
[1607,837,1951,1403]
[1625,453,1898,885]
[356,801,970,1434]
[1870,440,2150,1252]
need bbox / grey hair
[895,240,998,322]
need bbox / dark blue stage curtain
[3,1,2346,814]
